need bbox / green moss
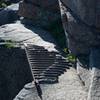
[1,3,7,7]
[66,54,76,63]
[63,48,69,54]
[0,0,11,8]
[4,40,15,49]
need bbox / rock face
[88,48,100,100]
[0,22,57,51]
[18,0,61,28]
[76,55,91,91]
[0,22,87,100]
[0,22,57,100]
[59,0,100,55]
[77,48,100,100]
[0,46,33,100]
[4,0,20,3]
[59,0,100,100]
[0,4,19,26]
[61,0,97,27]
[14,68,87,100]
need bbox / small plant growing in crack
[4,40,15,49]
[63,48,76,63]
[66,53,76,63]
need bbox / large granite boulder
[59,0,100,55]
[76,48,100,100]
[14,68,87,100]
[59,0,100,100]
[4,0,20,3]
[0,3,19,26]
[18,0,61,28]
[61,0,100,28]
[0,22,56,51]
[87,48,100,100]
[0,46,33,100]
[0,22,57,100]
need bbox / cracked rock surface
[14,68,87,100]
[0,22,87,100]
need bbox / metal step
[32,71,61,75]
[39,78,58,84]
[34,76,58,80]
[31,66,67,70]
[36,77,58,84]
[28,55,55,59]
[28,58,55,61]
[32,69,65,73]
[24,44,70,84]
[31,67,66,72]
[27,52,56,56]
[34,73,59,77]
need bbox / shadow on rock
[0,46,33,100]
[0,3,19,26]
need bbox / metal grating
[24,43,72,84]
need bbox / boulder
[0,3,19,26]
[59,0,100,55]
[4,0,20,3]
[14,67,87,100]
[77,55,91,91]
[0,46,33,100]
[0,22,57,100]
[0,22,57,51]
[61,0,100,28]
[59,0,100,100]
[18,0,61,28]
[76,48,100,100]
[87,48,100,100]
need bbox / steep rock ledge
[0,22,57,100]
[0,46,33,100]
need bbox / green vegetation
[0,0,11,8]
[4,40,15,49]
[63,48,69,54]
[66,54,76,63]
[63,48,76,63]
[46,19,76,63]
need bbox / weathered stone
[68,37,90,55]
[18,2,40,20]
[0,22,58,100]
[14,82,39,100]
[18,0,61,28]
[24,0,59,11]
[0,46,33,100]
[14,68,87,100]
[87,48,100,100]
[0,4,19,26]
[75,48,100,100]
[0,22,57,51]
[59,0,100,100]
[59,0,100,55]
[77,57,91,91]
[4,0,20,3]
[61,0,100,28]
[95,1,100,28]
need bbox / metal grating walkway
[24,43,72,84]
